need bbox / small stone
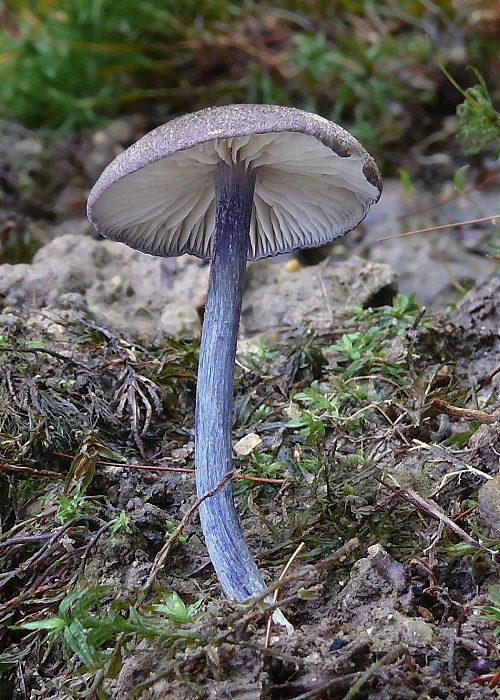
[402,618,433,645]
[329,638,349,652]
[233,433,263,456]
[284,259,300,273]
[171,447,190,460]
[478,475,500,538]
[417,605,434,622]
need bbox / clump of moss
[0,307,198,470]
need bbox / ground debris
[0,276,498,699]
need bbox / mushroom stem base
[195,162,266,600]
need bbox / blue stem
[195,161,266,600]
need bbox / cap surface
[87,104,382,260]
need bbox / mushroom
[87,104,382,606]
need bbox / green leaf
[152,591,205,625]
[398,168,412,198]
[153,592,189,624]
[445,542,478,558]
[12,618,67,632]
[64,619,96,667]
[110,510,131,534]
[453,165,470,197]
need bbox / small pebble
[329,638,349,652]
[171,447,190,460]
[233,432,263,456]
[402,618,434,645]
[478,475,500,538]
[283,259,300,273]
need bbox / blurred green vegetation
[455,69,500,155]
[0,0,498,162]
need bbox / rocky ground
[0,120,498,699]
